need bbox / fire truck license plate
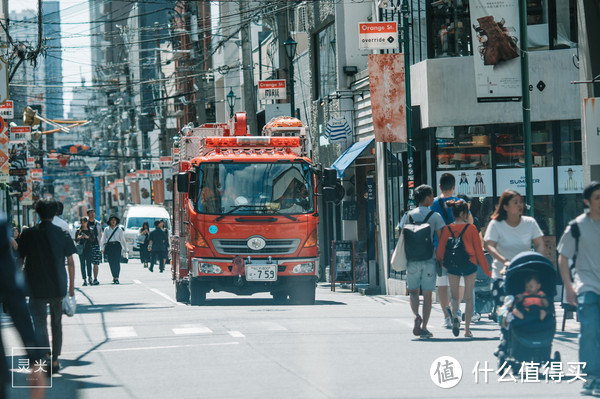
[246,265,277,281]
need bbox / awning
[330,138,374,178]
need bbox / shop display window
[435,126,491,170]
[429,0,472,58]
[494,122,553,168]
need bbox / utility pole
[239,0,257,133]
[155,22,168,156]
[519,0,533,216]
[192,2,208,125]
[400,0,415,209]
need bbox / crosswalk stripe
[172,325,213,335]
[228,331,245,338]
[107,326,137,339]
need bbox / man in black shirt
[18,199,76,374]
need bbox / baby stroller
[494,252,561,371]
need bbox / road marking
[172,325,213,335]
[62,342,239,355]
[133,280,185,306]
[107,327,137,339]
[263,322,288,331]
[228,331,245,338]
[149,288,186,306]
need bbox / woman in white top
[101,215,128,284]
[484,190,545,280]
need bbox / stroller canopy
[504,252,557,298]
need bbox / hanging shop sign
[358,22,398,50]
[163,168,173,201]
[136,170,151,205]
[368,53,406,143]
[0,100,13,120]
[469,0,521,102]
[159,156,172,168]
[258,80,286,101]
[496,167,555,196]
[116,179,125,206]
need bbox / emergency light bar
[203,136,301,148]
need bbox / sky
[9,0,92,117]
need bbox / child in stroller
[494,252,560,371]
[512,273,550,321]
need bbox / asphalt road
[2,258,584,399]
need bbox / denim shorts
[406,259,437,291]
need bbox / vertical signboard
[163,167,173,201]
[0,100,13,120]
[149,169,164,204]
[137,170,151,205]
[0,116,9,183]
[469,0,521,102]
[368,54,406,142]
[584,98,600,165]
[116,179,125,206]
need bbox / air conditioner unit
[294,3,308,33]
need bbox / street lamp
[226,88,236,118]
[284,36,297,118]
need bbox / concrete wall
[412,49,580,128]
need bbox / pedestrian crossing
[96,318,417,341]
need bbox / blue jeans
[577,291,600,379]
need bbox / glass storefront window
[429,0,472,58]
[435,126,491,170]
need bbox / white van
[122,205,171,257]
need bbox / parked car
[122,205,171,258]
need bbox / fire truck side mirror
[176,173,189,193]
[323,168,338,188]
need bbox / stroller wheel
[553,351,561,363]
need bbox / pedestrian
[17,198,76,375]
[86,209,103,285]
[100,215,128,284]
[138,221,151,268]
[436,199,490,338]
[484,190,545,280]
[430,172,466,329]
[398,184,445,338]
[148,220,169,273]
[0,216,48,397]
[52,201,74,239]
[557,181,600,397]
[74,217,94,286]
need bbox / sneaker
[472,312,481,322]
[420,329,433,338]
[581,377,596,396]
[443,317,452,329]
[83,280,87,286]
[93,279,99,285]
[88,277,93,286]
[413,315,422,336]
[452,316,461,337]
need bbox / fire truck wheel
[189,278,207,305]
[289,282,316,305]
[175,280,190,303]
[272,291,288,304]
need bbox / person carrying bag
[100,215,128,284]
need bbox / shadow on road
[186,298,347,307]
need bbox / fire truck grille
[212,239,301,255]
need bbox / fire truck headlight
[192,259,223,274]
[199,263,223,274]
[292,262,314,274]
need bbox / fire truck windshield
[196,162,314,215]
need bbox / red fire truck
[172,113,319,305]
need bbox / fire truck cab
[172,114,320,305]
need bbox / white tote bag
[390,229,408,272]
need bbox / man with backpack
[431,172,467,329]
[398,184,445,338]
[558,181,600,397]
